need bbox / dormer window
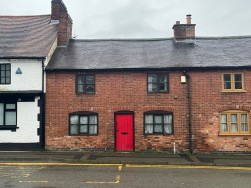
[0,64,11,84]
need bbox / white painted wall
[0,60,43,92]
[0,97,40,143]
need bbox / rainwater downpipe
[41,59,46,149]
[183,71,193,154]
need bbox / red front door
[115,114,134,151]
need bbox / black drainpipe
[183,71,193,153]
[40,59,46,150]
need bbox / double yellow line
[1,162,251,171]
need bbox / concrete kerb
[0,151,251,167]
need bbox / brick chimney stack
[172,14,196,43]
[51,0,72,46]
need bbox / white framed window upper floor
[0,64,11,84]
[222,72,246,92]
[220,110,250,135]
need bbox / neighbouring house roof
[46,36,251,71]
[0,15,57,59]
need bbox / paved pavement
[0,151,251,167]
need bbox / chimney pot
[186,14,192,24]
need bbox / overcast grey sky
[1,0,251,39]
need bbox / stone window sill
[219,133,251,136]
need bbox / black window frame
[147,73,169,93]
[0,64,11,85]
[69,112,98,136]
[76,74,95,94]
[144,111,173,135]
[0,102,17,131]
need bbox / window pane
[159,83,167,91]
[242,123,248,132]
[145,125,153,134]
[1,78,5,83]
[224,82,231,89]
[6,104,15,110]
[77,85,84,92]
[241,114,247,123]
[231,114,238,132]
[164,115,172,124]
[148,83,158,92]
[86,75,94,84]
[154,124,163,133]
[231,124,238,132]
[6,71,10,77]
[0,103,3,126]
[89,115,97,124]
[231,114,237,122]
[221,114,227,123]
[159,75,167,82]
[235,81,242,89]
[164,124,172,134]
[241,114,248,132]
[70,125,78,134]
[234,74,242,82]
[148,74,157,83]
[5,78,10,84]
[5,64,10,70]
[221,114,228,132]
[77,76,84,84]
[154,116,162,124]
[224,74,231,81]
[89,125,97,134]
[1,71,5,76]
[80,125,88,133]
[1,65,5,70]
[80,116,88,124]
[221,123,228,132]
[223,74,231,89]
[5,112,16,125]
[86,85,94,93]
[145,115,153,124]
[70,115,78,124]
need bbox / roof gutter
[0,57,46,60]
[45,66,251,72]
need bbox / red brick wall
[189,70,251,152]
[45,71,189,151]
[45,70,251,152]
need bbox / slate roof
[0,15,57,58]
[47,36,251,71]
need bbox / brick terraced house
[45,15,251,153]
[0,0,72,150]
